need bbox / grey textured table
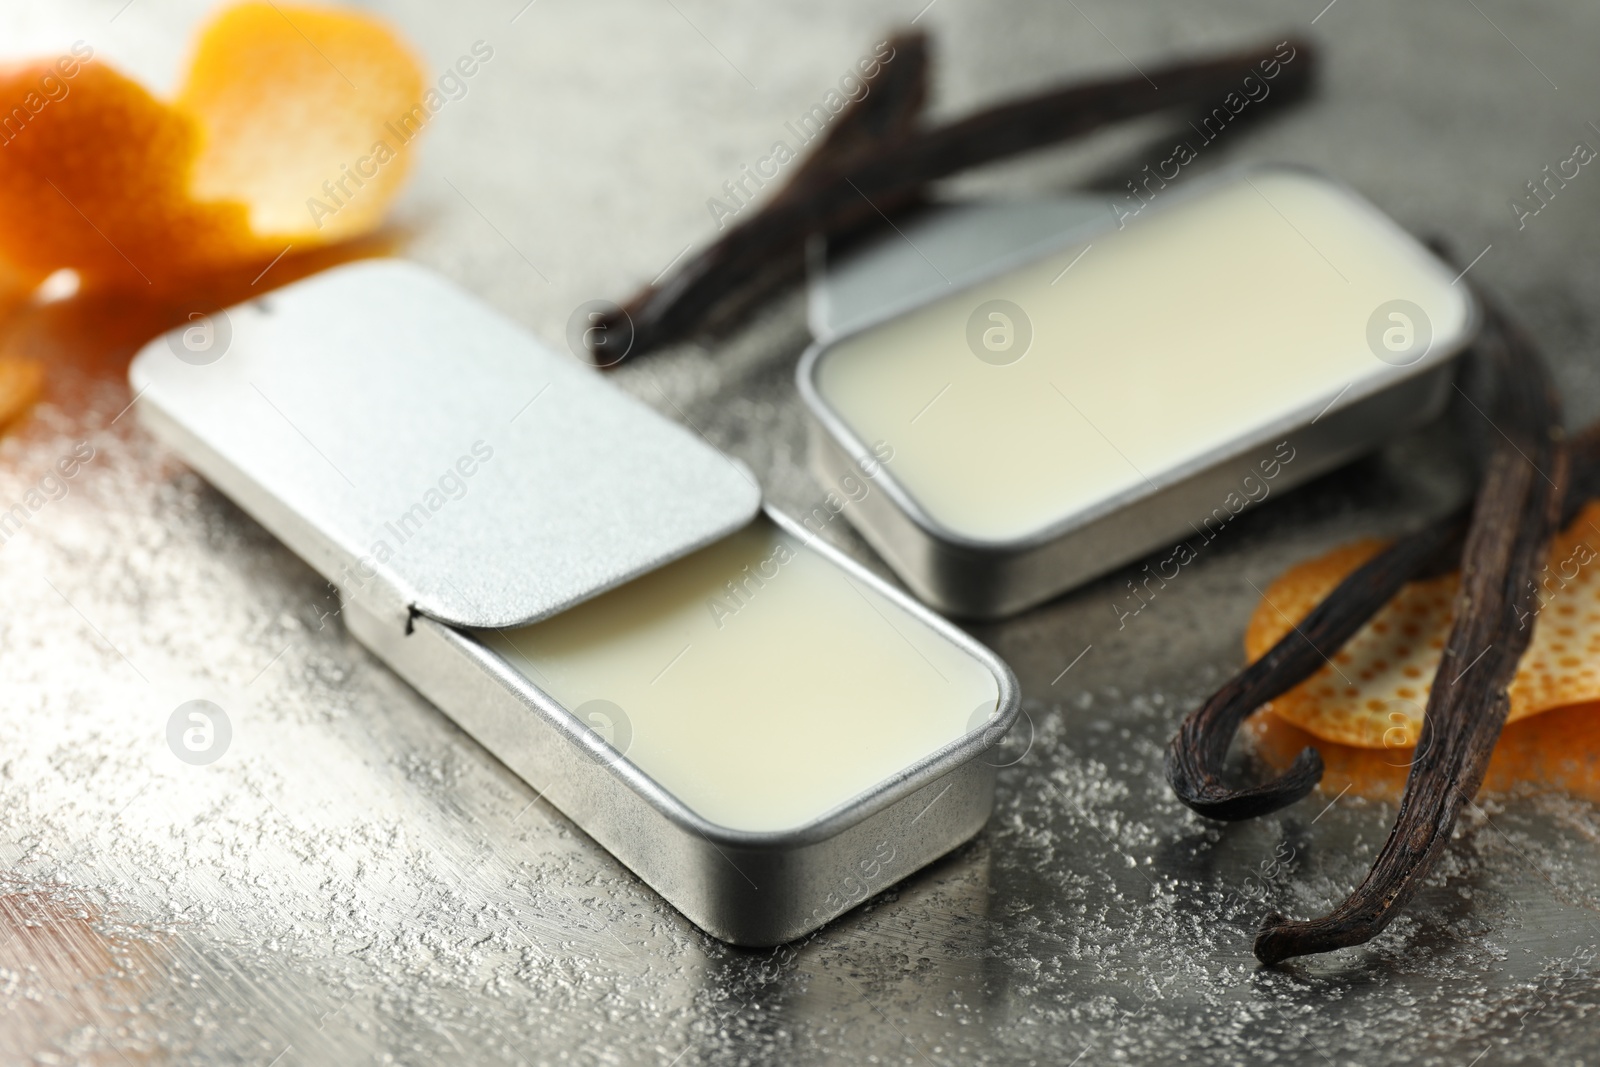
[4,1,1600,1064]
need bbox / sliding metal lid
[128,259,762,630]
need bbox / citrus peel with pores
[1246,500,1600,749]
[1246,701,1600,805]
[0,2,424,295]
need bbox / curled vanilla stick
[1252,295,1565,964]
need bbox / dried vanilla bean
[598,36,1317,362]
[1250,297,1565,963]
[1166,410,1600,823]
[791,32,928,169]
[625,31,932,350]
[1164,503,1471,820]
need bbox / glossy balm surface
[480,519,998,833]
[814,169,1471,543]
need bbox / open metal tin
[797,165,1481,619]
[129,260,1019,947]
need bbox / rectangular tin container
[341,506,1017,947]
[796,166,1479,619]
[130,260,1019,947]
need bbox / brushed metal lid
[129,260,761,630]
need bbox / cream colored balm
[479,518,999,834]
[814,168,1473,543]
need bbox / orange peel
[0,2,424,293]
[0,359,44,430]
[1247,702,1600,805]
[1247,501,1600,748]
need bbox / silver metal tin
[129,261,1020,946]
[131,259,764,633]
[797,166,1480,619]
[343,506,1019,946]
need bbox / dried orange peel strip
[1247,500,1600,748]
[1246,701,1600,805]
[0,2,424,292]
[178,3,426,243]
